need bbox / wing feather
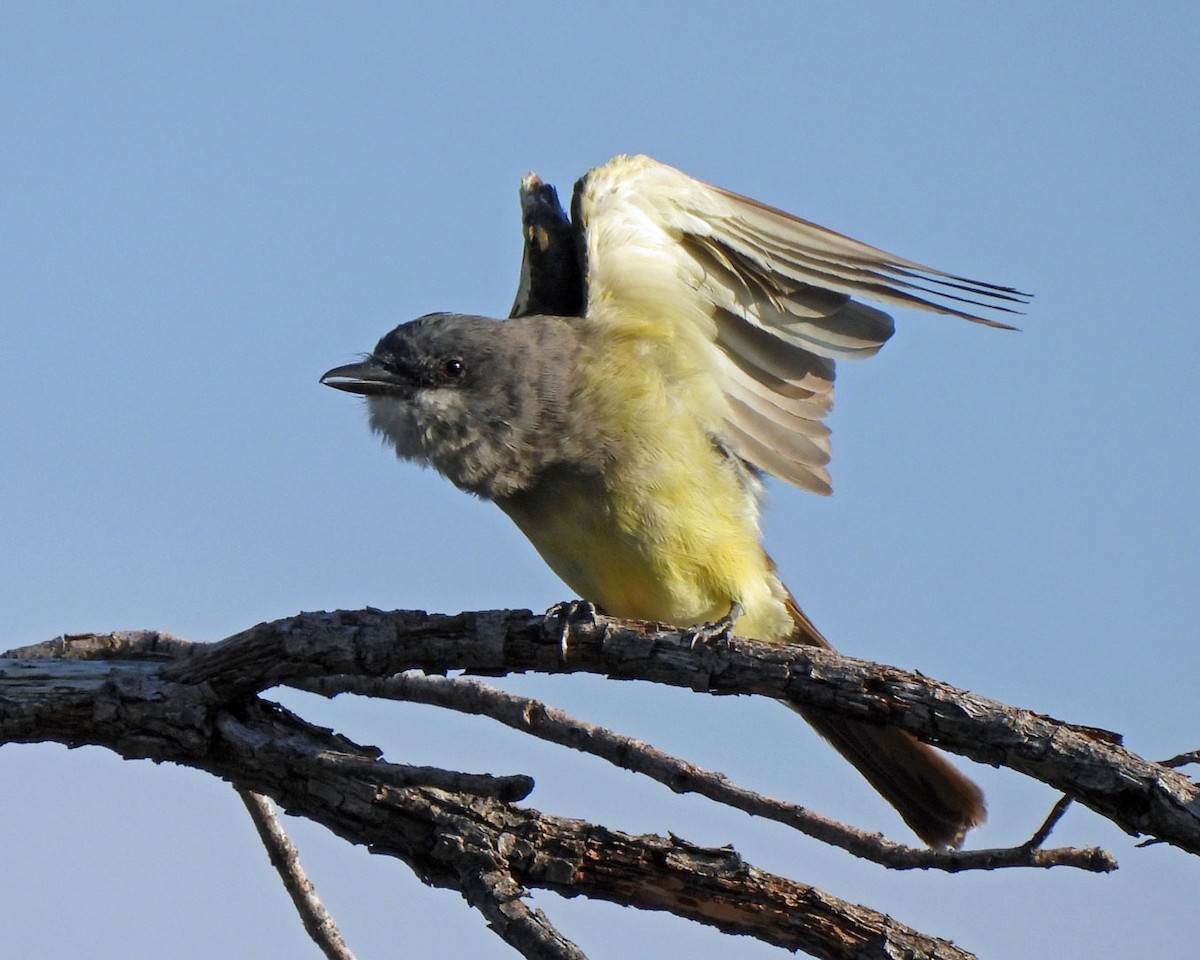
[572,155,1030,490]
[509,175,583,319]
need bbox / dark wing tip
[510,171,585,319]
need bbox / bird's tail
[784,593,986,848]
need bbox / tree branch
[3,604,1195,959]
[239,789,358,960]
[295,672,1112,873]
[147,604,1200,855]
[0,645,971,959]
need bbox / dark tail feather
[791,703,986,848]
[782,590,985,848]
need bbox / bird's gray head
[321,312,583,499]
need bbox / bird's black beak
[320,358,406,397]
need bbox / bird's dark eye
[438,356,465,380]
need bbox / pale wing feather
[575,155,1029,490]
[712,188,1028,327]
[712,308,835,492]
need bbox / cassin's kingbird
[322,155,1030,847]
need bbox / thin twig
[1160,749,1200,769]
[1024,794,1075,849]
[459,869,589,960]
[238,789,357,960]
[294,672,1115,874]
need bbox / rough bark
[3,603,1196,959]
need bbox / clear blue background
[3,4,1196,958]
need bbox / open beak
[320,358,406,397]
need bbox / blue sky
[3,4,1197,958]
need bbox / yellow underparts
[500,308,794,643]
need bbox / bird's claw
[688,602,743,649]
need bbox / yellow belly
[497,459,793,643]
[495,312,795,643]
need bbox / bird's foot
[545,599,600,622]
[545,600,601,655]
[688,602,743,649]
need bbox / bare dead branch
[522,825,978,960]
[3,603,1195,959]
[6,630,193,661]
[0,640,973,959]
[143,604,1200,855]
[1025,795,1075,849]
[1161,750,1200,769]
[296,671,1114,873]
[239,789,358,960]
[7,606,1199,855]
[457,868,589,960]
[320,752,534,801]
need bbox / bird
[321,154,1030,847]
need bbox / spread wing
[570,154,1030,494]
